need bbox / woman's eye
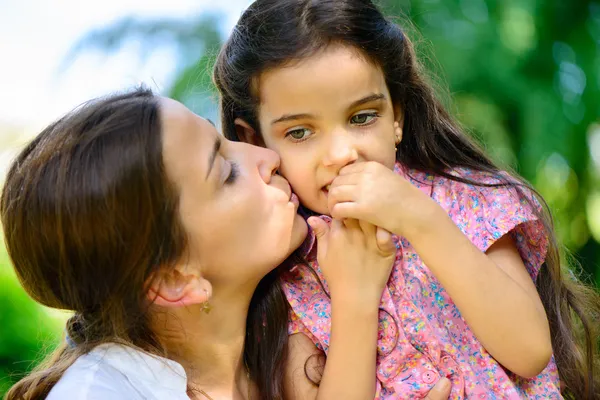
[224,161,239,185]
[350,112,378,125]
[285,128,313,142]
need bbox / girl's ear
[235,118,265,147]
[393,105,405,145]
[393,105,405,130]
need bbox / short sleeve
[288,309,312,336]
[281,257,331,352]
[439,169,549,281]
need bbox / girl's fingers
[328,185,356,212]
[329,173,359,188]
[307,216,330,254]
[338,162,366,175]
[330,202,365,221]
[358,218,377,240]
[375,227,395,255]
[342,217,360,232]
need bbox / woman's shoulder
[47,348,139,400]
[47,343,189,400]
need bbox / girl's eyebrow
[270,93,386,126]
[347,93,386,109]
[271,113,314,126]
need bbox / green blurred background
[1,0,599,395]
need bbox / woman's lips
[290,193,299,207]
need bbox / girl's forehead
[260,45,381,85]
[257,48,389,114]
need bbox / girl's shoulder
[402,165,520,189]
[404,166,548,279]
[402,166,536,211]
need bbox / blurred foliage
[2,0,599,396]
[378,0,600,284]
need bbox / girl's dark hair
[0,87,293,400]
[214,0,600,398]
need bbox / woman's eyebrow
[205,136,221,181]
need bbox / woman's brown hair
[214,0,600,398]
[1,87,188,399]
[2,86,299,399]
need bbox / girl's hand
[328,161,440,238]
[307,216,395,307]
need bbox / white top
[47,343,190,399]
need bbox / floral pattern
[283,165,562,399]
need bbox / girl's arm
[328,161,553,378]
[405,208,552,378]
[284,300,379,400]
[281,217,394,400]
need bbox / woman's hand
[425,378,452,400]
[307,216,395,307]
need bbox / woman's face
[159,98,307,286]
[254,45,399,215]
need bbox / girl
[214,0,600,398]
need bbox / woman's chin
[275,216,309,264]
[291,214,309,248]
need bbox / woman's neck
[152,287,255,399]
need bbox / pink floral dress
[282,165,562,399]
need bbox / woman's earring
[200,289,212,314]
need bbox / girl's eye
[224,161,239,185]
[285,128,313,142]
[350,112,379,126]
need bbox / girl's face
[160,98,307,286]
[252,45,400,215]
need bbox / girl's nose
[323,129,358,168]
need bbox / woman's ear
[146,265,212,309]
[235,118,265,147]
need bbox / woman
[2,88,451,399]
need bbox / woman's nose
[254,145,281,183]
